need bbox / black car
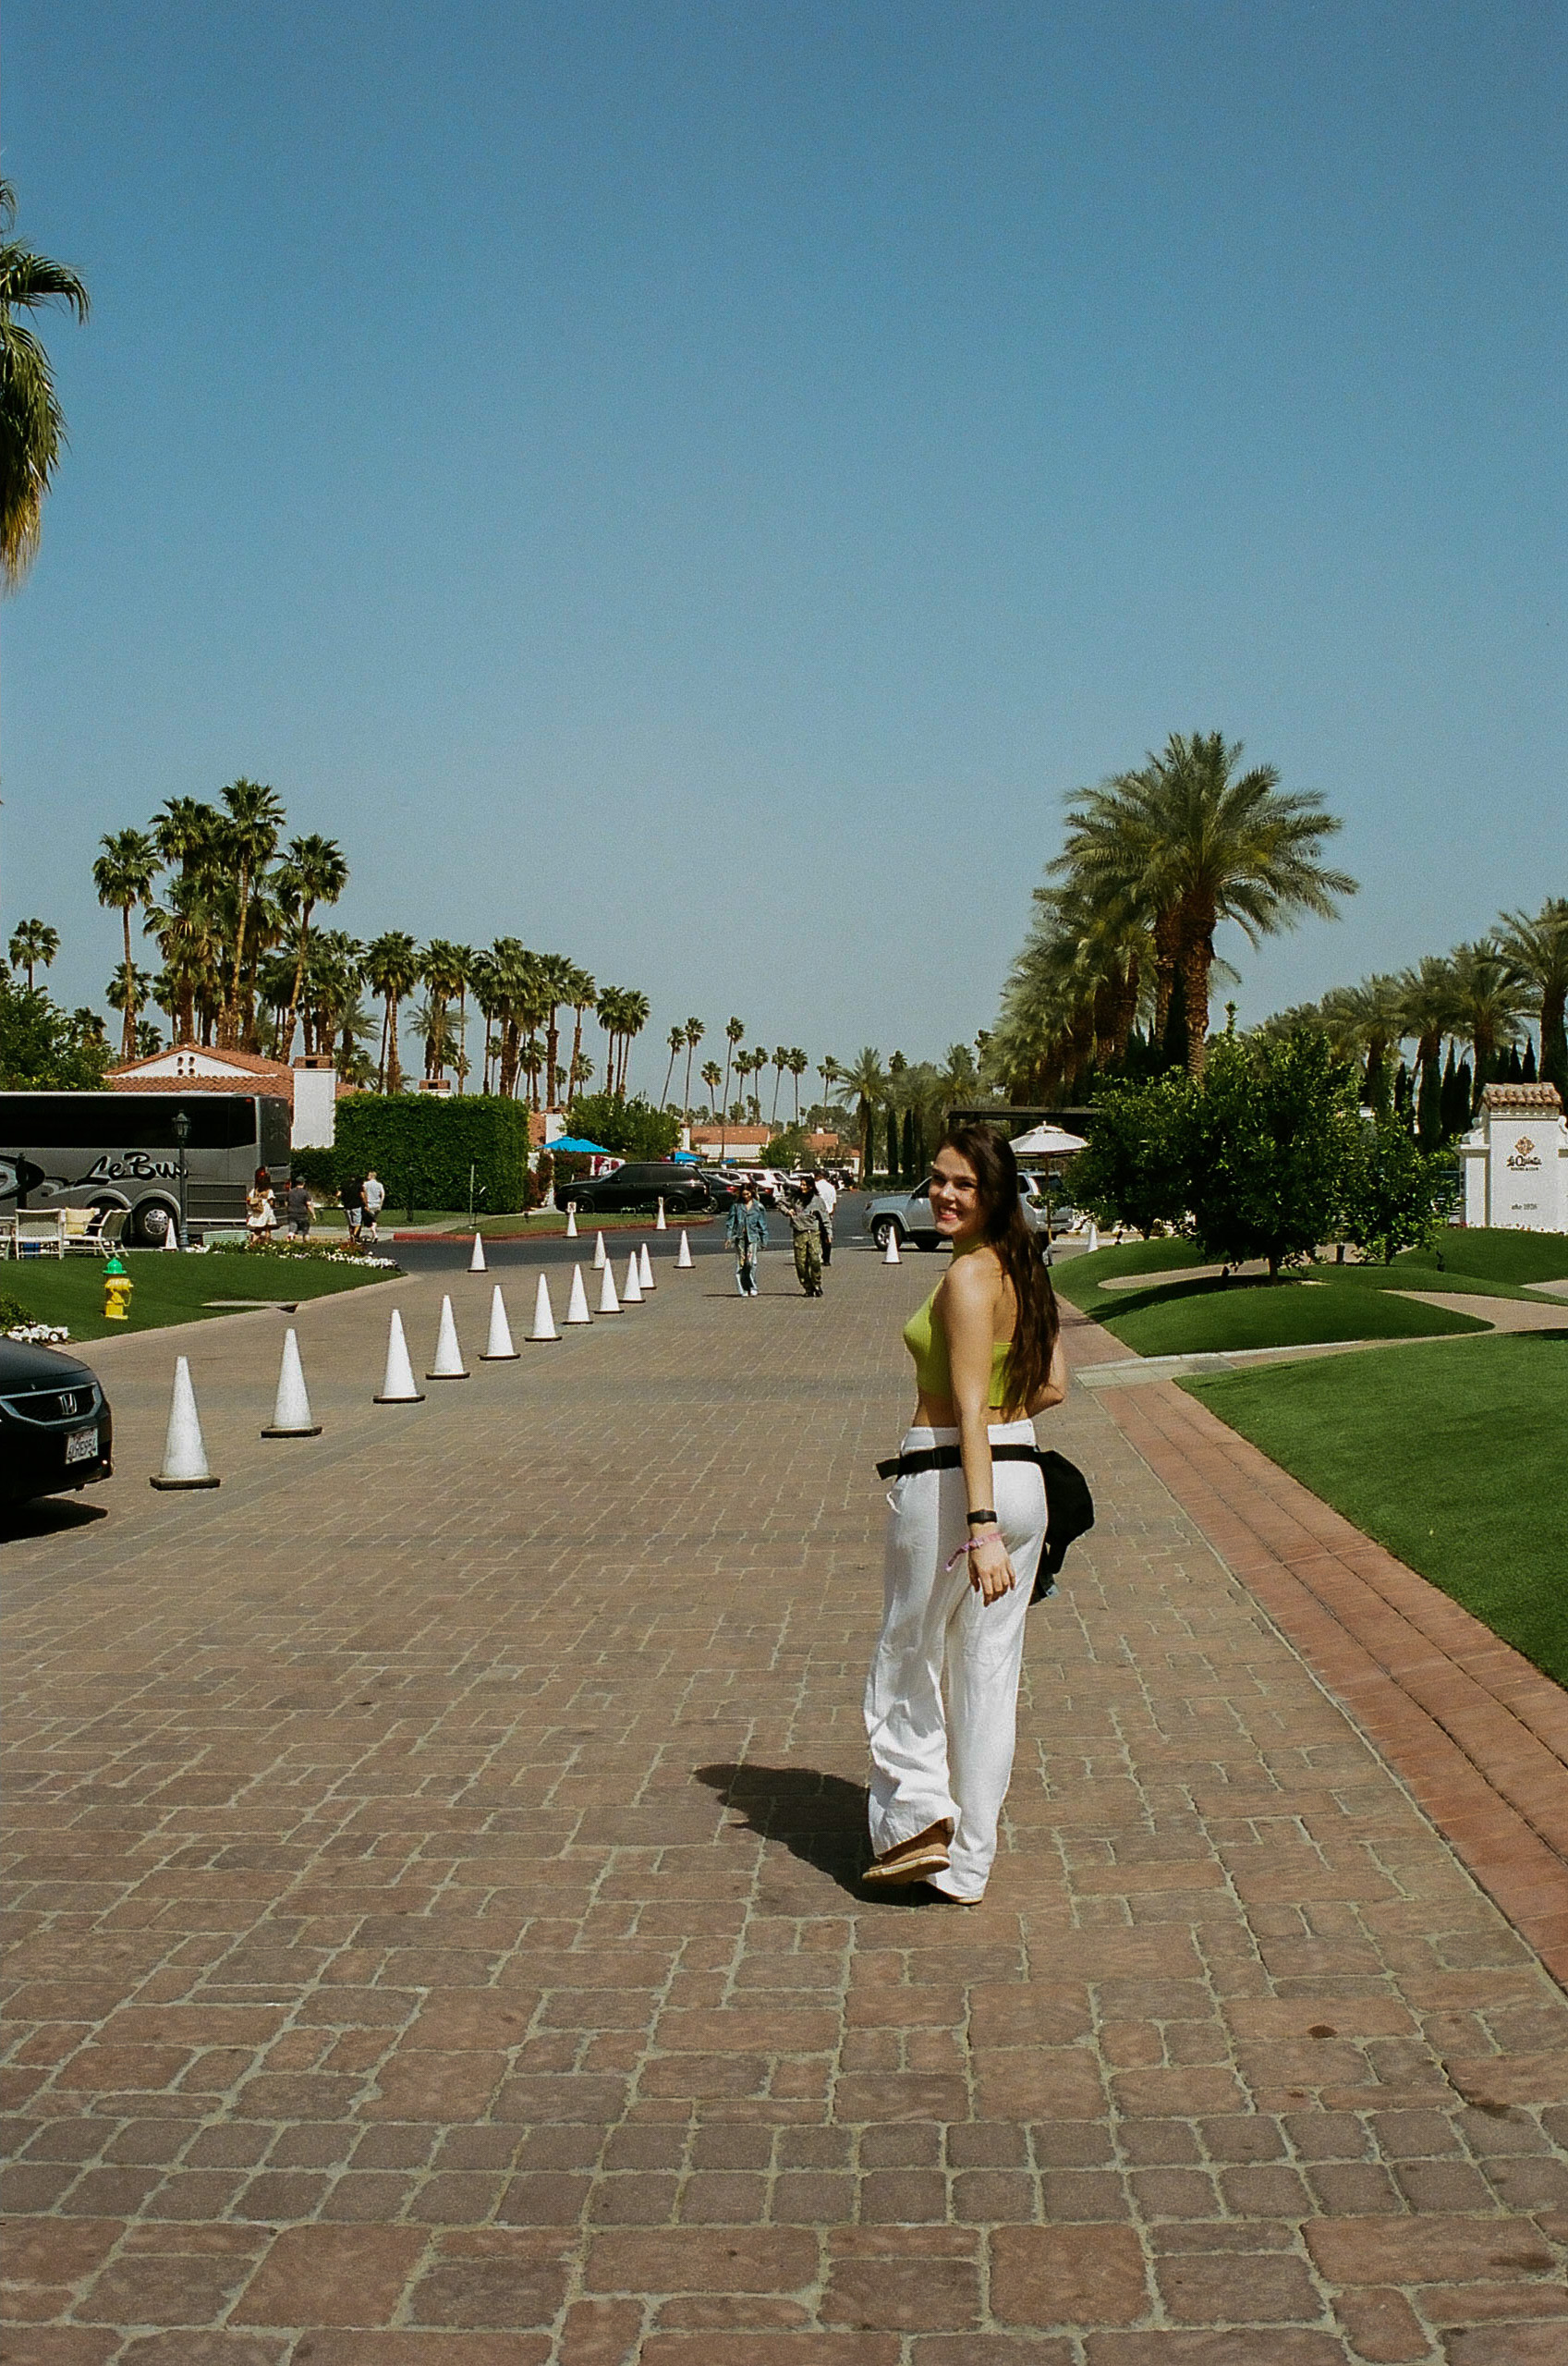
[562,1162,714,1217]
[0,1336,114,1506]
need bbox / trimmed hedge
[311,1095,533,1214]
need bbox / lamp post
[172,1108,190,1250]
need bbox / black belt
[875,1441,1095,1598]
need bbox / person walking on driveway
[784,1178,827,1297]
[862,1123,1065,1905]
[285,1177,312,1240]
[339,1173,365,1244]
[810,1169,836,1266]
[361,1169,385,1243]
[725,1184,768,1297]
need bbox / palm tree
[682,1018,705,1122]
[1319,973,1405,1117]
[615,990,650,1098]
[1496,898,1568,1100]
[275,833,348,1062]
[769,1046,789,1127]
[364,930,419,1092]
[7,917,59,991]
[152,796,221,880]
[564,967,597,1113]
[215,778,286,1046]
[0,180,90,591]
[719,1017,745,1153]
[661,1024,685,1108]
[92,828,163,1060]
[787,1048,808,1124]
[105,963,153,1043]
[699,1058,723,1119]
[1449,939,1530,1112]
[418,940,470,1083]
[1056,733,1355,1075]
[843,1046,889,1177]
[487,938,534,1099]
[532,953,577,1111]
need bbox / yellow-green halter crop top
[903,1281,1014,1409]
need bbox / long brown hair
[940,1122,1058,1409]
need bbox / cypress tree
[1439,1047,1465,1140]
[1416,1049,1443,1149]
[912,1108,928,1179]
[1393,1060,1410,1121]
[1523,1039,1538,1083]
[886,1105,899,1181]
[901,1108,915,1184]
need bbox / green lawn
[1185,1333,1568,1687]
[1,1250,396,1343]
[1051,1229,1559,1357]
[1097,1274,1487,1358]
[1395,1226,1568,1288]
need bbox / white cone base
[375,1388,426,1403]
[151,1473,221,1489]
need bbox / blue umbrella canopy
[550,1135,611,1154]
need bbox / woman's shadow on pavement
[695,1762,871,1901]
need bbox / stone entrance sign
[1460,1080,1568,1230]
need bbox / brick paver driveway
[5,1245,1565,2362]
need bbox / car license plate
[65,1427,98,1466]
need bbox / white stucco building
[1459,1082,1568,1231]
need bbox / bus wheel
[128,1200,177,1248]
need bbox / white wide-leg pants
[864,1421,1047,1901]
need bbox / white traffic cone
[593,1229,607,1270]
[622,1250,644,1305]
[565,1263,592,1324]
[676,1229,693,1270]
[480,1283,518,1360]
[638,1242,655,1290]
[883,1227,902,1265]
[164,1220,179,1252]
[655,1197,667,1231]
[598,1256,621,1314]
[150,1356,220,1489]
[427,1293,469,1380]
[529,1273,560,1342]
[469,1232,487,1274]
[565,1203,578,1238]
[262,1328,322,1437]
[375,1308,425,1403]
[1087,1219,1100,1254]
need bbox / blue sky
[6,0,1563,1085]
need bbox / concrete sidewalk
[4,1248,1565,2361]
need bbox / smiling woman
[861,1124,1065,1907]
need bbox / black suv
[562,1162,714,1217]
[0,1336,114,1505]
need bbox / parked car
[561,1162,714,1217]
[0,1336,114,1506]
[865,1172,1053,1253]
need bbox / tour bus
[0,1091,291,1246]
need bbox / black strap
[875,1441,1095,1600]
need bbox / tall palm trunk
[385,993,402,1093]
[1177,896,1218,1077]
[1152,909,1180,1040]
[118,908,136,1061]
[281,901,316,1065]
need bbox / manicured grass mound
[1,1250,395,1343]
[1052,1237,1209,1319]
[1103,1275,1486,1358]
[1396,1226,1568,1289]
[1185,1334,1568,1687]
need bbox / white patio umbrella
[1008,1123,1088,1156]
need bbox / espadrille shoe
[861,1822,953,1889]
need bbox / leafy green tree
[1341,1118,1451,1265]
[0,179,90,591]
[0,975,110,1087]
[6,917,58,992]
[1069,1071,1196,1239]
[1181,1031,1358,1278]
[565,1092,680,1161]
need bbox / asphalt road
[383,1191,881,1275]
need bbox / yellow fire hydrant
[103,1253,134,1323]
